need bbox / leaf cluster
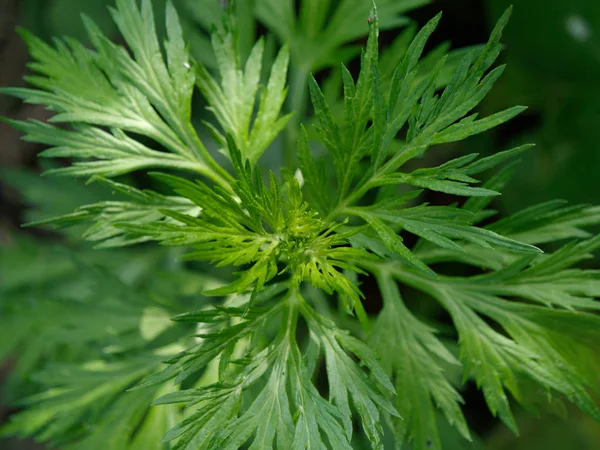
[2,1,600,450]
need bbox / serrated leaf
[371,273,470,450]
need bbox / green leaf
[156,293,395,449]
[377,228,600,436]
[358,212,435,275]
[371,273,470,450]
[490,200,600,245]
[1,0,230,187]
[195,26,291,163]
[463,160,520,214]
[374,145,533,198]
[297,125,331,213]
[25,177,198,248]
[217,355,295,450]
[431,106,527,144]
[256,0,426,73]
[136,301,286,388]
[357,205,541,254]
[377,172,500,197]
[1,359,169,447]
[299,298,398,449]
[156,384,243,450]
[312,8,522,224]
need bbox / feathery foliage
[2,0,600,449]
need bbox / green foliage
[196,26,291,163]
[0,236,213,446]
[2,0,600,449]
[152,290,395,449]
[26,177,199,248]
[371,273,470,450]
[1,0,230,185]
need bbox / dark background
[1,0,599,448]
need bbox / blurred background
[1,0,599,448]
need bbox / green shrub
[2,1,600,449]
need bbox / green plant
[2,0,600,449]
